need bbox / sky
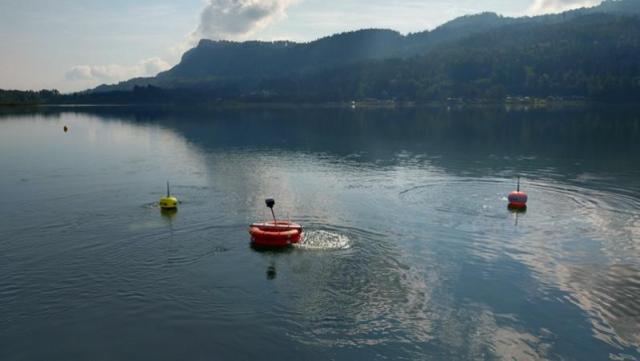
[0,0,602,92]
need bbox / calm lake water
[1,106,639,360]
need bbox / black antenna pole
[517,176,520,192]
[167,181,170,197]
[265,198,276,223]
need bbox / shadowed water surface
[1,106,639,360]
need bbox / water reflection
[160,208,178,219]
[266,264,277,280]
[1,106,639,360]
[568,264,640,347]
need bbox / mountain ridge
[91,0,640,94]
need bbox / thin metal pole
[517,176,520,192]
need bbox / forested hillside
[2,0,639,105]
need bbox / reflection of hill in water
[5,105,639,186]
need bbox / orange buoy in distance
[508,176,528,210]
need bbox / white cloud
[142,57,172,75]
[64,1,297,88]
[166,0,298,68]
[65,57,171,83]
[192,0,297,42]
[529,0,601,14]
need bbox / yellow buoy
[159,181,178,210]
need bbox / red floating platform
[249,221,304,248]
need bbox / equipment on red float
[249,198,304,248]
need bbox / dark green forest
[2,0,640,105]
[0,90,61,106]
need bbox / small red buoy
[250,198,304,248]
[508,176,528,209]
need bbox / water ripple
[295,230,351,250]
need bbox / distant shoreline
[0,98,625,110]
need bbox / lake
[1,105,639,360]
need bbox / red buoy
[249,221,304,248]
[250,198,304,248]
[508,176,528,209]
